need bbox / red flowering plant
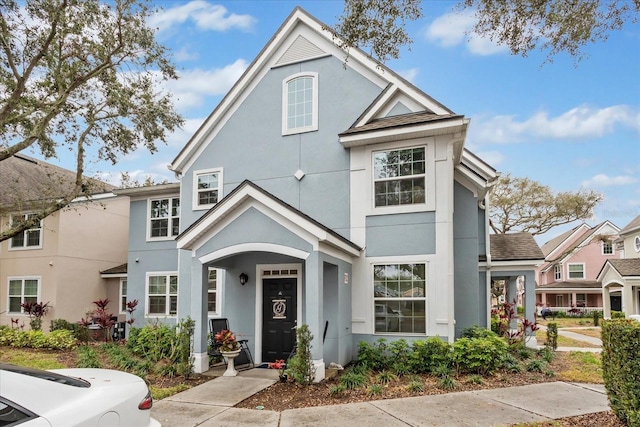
[215,329,240,352]
[268,359,286,379]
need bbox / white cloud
[425,11,507,56]
[149,1,256,33]
[471,105,640,144]
[581,174,638,187]
[398,68,419,83]
[165,59,248,111]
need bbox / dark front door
[262,278,297,362]
[610,295,622,312]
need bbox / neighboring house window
[373,147,426,207]
[120,279,128,314]
[9,214,42,249]
[602,240,613,255]
[7,277,39,314]
[373,263,426,334]
[149,197,180,239]
[576,293,586,307]
[193,169,222,210]
[567,263,585,279]
[554,264,561,281]
[147,273,178,316]
[207,268,218,314]
[556,295,564,307]
[635,236,640,252]
[282,72,318,135]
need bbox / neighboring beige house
[599,214,640,319]
[535,221,621,313]
[0,154,129,331]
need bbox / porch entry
[262,278,297,362]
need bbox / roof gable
[169,7,458,174]
[620,214,640,236]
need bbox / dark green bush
[286,324,315,384]
[461,325,498,339]
[592,311,600,326]
[546,322,558,350]
[50,319,75,332]
[602,319,640,426]
[389,339,411,375]
[611,311,626,319]
[357,338,389,371]
[409,337,451,373]
[127,323,175,362]
[451,335,508,375]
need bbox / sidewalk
[152,370,610,427]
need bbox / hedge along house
[118,7,522,378]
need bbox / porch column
[622,284,634,318]
[522,272,537,348]
[541,293,547,306]
[572,292,577,307]
[304,252,325,382]
[507,276,518,330]
[191,261,208,373]
[603,286,611,319]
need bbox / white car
[0,363,161,427]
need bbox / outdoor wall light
[239,273,248,285]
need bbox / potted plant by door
[215,329,241,377]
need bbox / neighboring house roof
[0,154,114,210]
[177,180,362,256]
[490,233,545,261]
[619,214,640,236]
[113,183,180,198]
[536,281,601,290]
[540,224,585,257]
[100,263,128,275]
[600,258,640,277]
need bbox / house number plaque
[272,299,286,319]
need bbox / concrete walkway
[152,371,610,427]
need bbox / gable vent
[275,35,327,66]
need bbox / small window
[193,169,223,210]
[9,214,42,250]
[119,279,128,314]
[635,236,640,252]
[149,197,180,239]
[554,264,561,281]
[282,72,318,135]
[567,263,585,279]
[207,268,218,314]
[373,263,426,334]
[373,147,426,207]
[147,274,178,317]
[7,278,39,314]
[602,240,613,255]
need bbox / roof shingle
[490,232,544,261]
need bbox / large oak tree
[0,0,183,242]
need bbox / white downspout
[482,193,492,329]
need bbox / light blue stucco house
[115,8,542,378]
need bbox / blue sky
[37,1,640,242]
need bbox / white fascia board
[461,149,499,182]
[100,273,127,279]
[490,260,545,272]
[339,119,468,148]
[535,287,601,293]
[454,165,489,198]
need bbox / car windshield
[0,364,90,388]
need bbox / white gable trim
[170,8,455,174]
[177,184,361,258]
[545,224,590,260]
[199,243,310,265]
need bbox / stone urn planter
[220,349,242,377]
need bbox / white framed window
[119,279,128,314]
[567,263,585,279]
[207,268,219,314]
[9,214,42,250]
[554,264,561,281]
[602,240,613,255]
[635,236,640,252]
[7,277,39,314]
[148,197,180,240]
[373,263,426,334]
[282,72,318,135]
[373,146,426,208]
[193,168,223,210]
[146,273,178,317]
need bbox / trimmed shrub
[408,337,451,373]
[546,322,558,350]
[451,335,508,375]
[461,325,497,339]
[602,319,640,426]
[357,338,389,371]
[611,311,626,319]
[0,328,75,350]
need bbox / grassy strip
[555,352,603,383]
[0,348,66,370]
[536,330,600,348]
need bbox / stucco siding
[365,212,436,257]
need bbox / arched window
[282,72,318,135]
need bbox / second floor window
[568,263,585,279]
[10,214,42,249]
[374,147,426,207]
[149,197,180,239]
[602,240,613,255]
[194,169,222,210]
[554,264,561,281]
[282,73,318,135]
